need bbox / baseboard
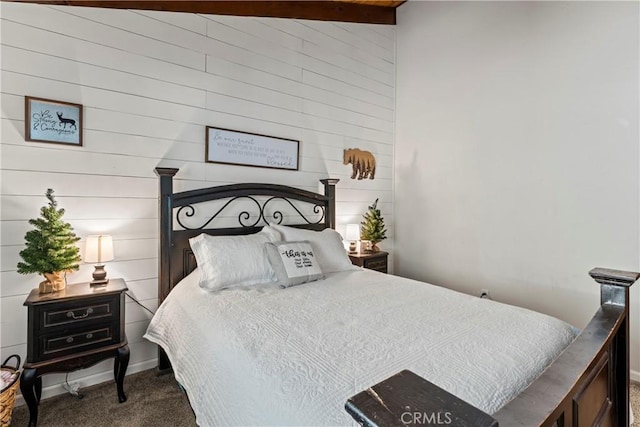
[15,363,640,406]
[14,359,157,407]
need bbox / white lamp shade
[345,224,361,241]
[85,235,114,263]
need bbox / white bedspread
[144,269,577,426]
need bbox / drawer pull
[66,307,94,320]
[86,333,93,339]
[66,337,74,343]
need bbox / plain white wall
[396,1,640,374]
[0,2,395,401]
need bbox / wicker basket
[0,355,21,427]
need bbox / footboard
[346,267,638,427]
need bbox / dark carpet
[10,369,196,427]
[9,370,640,426]
[633,382,640,427]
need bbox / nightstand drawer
[43,326,115,356]
[41,296,118,329]
[364,258,387,272]
[349,251,389,274]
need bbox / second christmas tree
[360,199,387,252]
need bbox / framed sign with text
[206,126,299,171]
[25,96,83,146]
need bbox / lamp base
[91,264,109,287]
[90,278,109,287]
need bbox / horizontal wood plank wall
[0,2,395,401]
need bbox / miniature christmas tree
[360,199,387,251]
[17,189,81,293]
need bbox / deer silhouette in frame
[56,112,77,130]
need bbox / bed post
[154,167,178,372]
[589,267,638,427]
[492,267,639,426]
[320,178,339,229]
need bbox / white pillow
[264,241,324,288]
[189,227,281,291]
[268,224,357,273]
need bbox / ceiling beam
[5,0,397,24]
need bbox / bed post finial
[320,178,339,229]
[589,267,639,306]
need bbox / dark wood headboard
[154,167,339,371]
[155,167,339,304]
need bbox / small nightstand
[349,251,389,273]
[20,279,129,427]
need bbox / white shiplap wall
[0,3,395,401]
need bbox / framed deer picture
[25,97,83,146]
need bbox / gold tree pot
[39,271,66,294]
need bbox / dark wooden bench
[346,369,497,426]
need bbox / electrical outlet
[480,289,491,299]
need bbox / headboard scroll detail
[175,195,326,230]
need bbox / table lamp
[85,235,114,286]
[345,224,360,254]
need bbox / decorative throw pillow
[189,227,281,291]
[264,241,324,288]
[268,224,358,273]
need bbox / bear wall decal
[343,148,376,180]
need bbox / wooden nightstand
[349,251,389,273]
[20,279,129,427]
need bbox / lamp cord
[64,373,83,399]
[125,292,156,315]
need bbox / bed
[146,167,637,426]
